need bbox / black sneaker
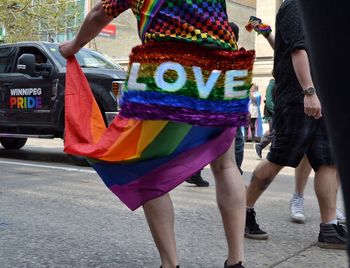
[255,144,262,159]
[185,172,209,187]
[317,222,347,250]
[224,260,245,268]
[245,209,268,240]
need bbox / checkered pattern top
[101,0,238,50]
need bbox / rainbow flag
[139,0,165,41]
[64,56,236,210]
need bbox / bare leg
[210,140,245,265]
[143,193,178,268]
[314,165,338,223]
[335,172,347,223]
[246,159,283,207]
[294,155,312,195]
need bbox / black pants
[245,118,257,141]
[258,120,274,150]
[298,0,350,260]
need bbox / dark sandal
[224,260,245,268]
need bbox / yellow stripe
[137,120,168,155]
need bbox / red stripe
[64,56,105,151]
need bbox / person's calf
[246,160,282,207]
[314,165,338,223]
[246,171,273,207]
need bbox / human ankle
[324,219,338,225]
[294,192,303,198]
[224,260,245,268]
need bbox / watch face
[304,87,315,95]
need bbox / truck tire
[0,137,27,150]
[67,154,90,167]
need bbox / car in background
[0,41,126,165]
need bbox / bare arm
[291,49,322,119]
[250,20,274,49]
[59,3,113,57]
[291,49,313,89]
[264,33,275,50]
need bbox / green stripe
[140,122,192,160]
[86,122,191,164]
[127,77,250,100]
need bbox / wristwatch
[302,86,316,96]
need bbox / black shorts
[267,104,334,171]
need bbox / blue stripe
[121,90,249,113]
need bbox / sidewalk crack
[268,242,317,267]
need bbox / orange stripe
[96,117,143,161]
[90,98,107,144]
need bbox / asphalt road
[0,138,348,268]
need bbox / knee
[251,170,274,191]
[211,158,236,174]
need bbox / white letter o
[155,62,186,92]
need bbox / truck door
[0,46,55,126]
[0,46,17,124]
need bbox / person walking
[244,0,347,249]
[59,1,255,267]
[245,84,262,142]
[186,21,245,187]
[250,13,347,226]
[255,77,275,159]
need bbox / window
[44,43,124,70]
[0,47,15,73]
[16,47,50,77]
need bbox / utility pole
[85,0,97,50]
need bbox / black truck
[0,41,126,164]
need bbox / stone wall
[252,0,282,113]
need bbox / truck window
[16,47,49,77]
[17,47,48,65]
[0,47,15,73]
[44,43,123,70]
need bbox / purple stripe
[109,127,236,210]
[120,102,250,127]
[121,90,249,113]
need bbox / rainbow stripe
[120,41,255,127]
[64,56,236,210]
[139,0,165,41]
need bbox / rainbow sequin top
[101,0,238,50]
[63,1,255,210]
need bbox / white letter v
[193,66,221,99]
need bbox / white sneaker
[290,194,305,223]
[336,208,346,224]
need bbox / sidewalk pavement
[8,139,349,267]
